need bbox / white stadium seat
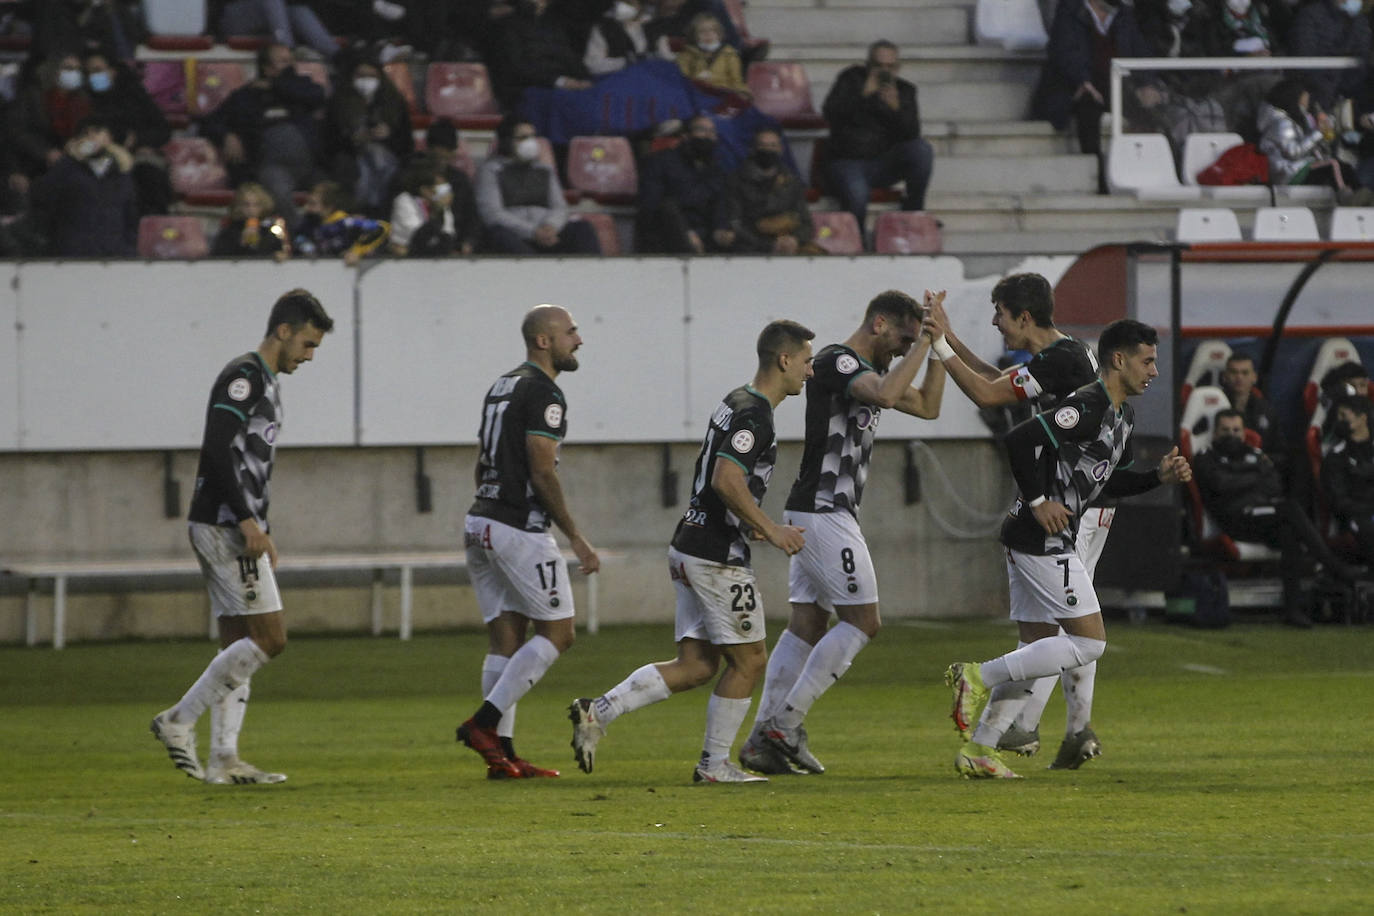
[1175,207,1241,242]
[1252,206,1319,241]
[1107,133,1201,200]
[1328,207,1374,241]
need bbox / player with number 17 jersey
[468,361,568,532]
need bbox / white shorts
[1076,505,1116,580]
[464,515,574,623]
[784,510,879,611]
[1006,547,1101,624]
[189,522,283,618]
[667,546,766,646]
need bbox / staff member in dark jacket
[1324,395,1374,566]
[820,40,933,244]
[636,114,731,253]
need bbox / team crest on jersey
[855,406,875,430]
[1054,406,1080,429]
[1090,458,1110,481]
[544,404,563,427]
[227,378,252,401]
[731,429,755,453]
[835,354,859,374]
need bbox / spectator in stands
[721,126,818,254]
[1288,0,1370,115]
[16,52,91,174]
[1256,78,1363,200]
[292,179,390,265]
[1194,408,1361,626]
[645,0,747,57]
[1324,394,1374,565]
[81,49,171,215]
[475,116,600,254]
[325,56,414,217]
[212,181,289,258]
[388,157,459,257]
[636,112,730,253]
[1187,0,1284,139]
[1219,352,1286,459]
[676,13,748,96]
[493,0,593,108]
[1032,0,1162,177]
[821,40,933,247]
[211,0,340,61]
[200,43,327,232]
[1351,71,1374,192]
[28,114,137,257]
[29,0,140,63]
[584,0,674,76]
[420,119,482,255]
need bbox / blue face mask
[1339,0,1363,15]
[87,71,112,93]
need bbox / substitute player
[568,320,814,783]
[456,305,600,779]
[741,290,945,776]
[924,272,1107,765]
[151,289,333,785]
[944,318,1191,778]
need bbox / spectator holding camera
[821,40,933,244]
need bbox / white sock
[169,637,269,724]
[593,663,671,726]
[753,629,813,726]
[1062,660,1097,736]
[482,654,515,739]
[485,635,559,714]
[774,621,869,730]
[210,680,250,762]
[1012,639,1058,732]
[971,679,1035,747]
[701,693,751,769]
[987,634,1104,684]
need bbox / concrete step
[788,48,1043,87]
[940,227,1160,255]
[748,6,970,46]
[934,153,1099,194]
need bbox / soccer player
[739,289,945,776]
[456,304,600,779]
[151,289,334,785]
[944,318,1191,778]
[924,273,1107,764]
[568,320,814,783]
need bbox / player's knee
[1066,633,1105,666]
[728,642,768,680]
[256,632,286,658]
[549,629,575,654]
[685,658,719,688]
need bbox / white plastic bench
[4,550,602,648]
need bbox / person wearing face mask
[1195,409,1362,627]
[721,127,818,254]
[418,119,482,255]
[475,116,600,255]
[324,57,414,217]
[388,158,459,257]
[584,0,675,75]
[29,114,138,257]
[676,13,748,96]
[636,113,732,253]
[1289,0,1371,114]
[1323,395,1374,567]
[29,52,92,169]
[80,49,173,217]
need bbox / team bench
[3,550,602,649]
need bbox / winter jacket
[821,64,921,160]
[1256,101,1326,184]
[1288,0,1371,111]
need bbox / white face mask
[698,40,722,53]
[1167,0,1191,16]
[57,68,83,91]
[1339,0,1363,15]
[353,76,380,97]
[431,182,452,199]
[515,136,541,162]
[1226,0,1251,15]
[88,155,112,177]
[613,1,639,21]
[75,137,101,159]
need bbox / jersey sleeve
[209,363,265,423]
[714,403,773,475]
[523,382,567,441]
[813,348,871,398]
[1035,391,1109,448]
[203,365,261,523]
[1012,344,1084,403]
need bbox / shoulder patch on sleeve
[835,354,859,375]
[1054,405,1081,429]
[227,377,253,402]
[544,403,563,427]
[731,429,756,453]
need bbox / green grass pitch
[2,619,1371,914]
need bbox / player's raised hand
[571,534,601,574]
[1031,500,1073,535]
[767,523,806,556]
[1157,446,1192,484]
[925,290,953,339]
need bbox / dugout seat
[567,136,638,205]
[189,61,247,117]
[746,62,826,129]
[873,211,942,254]
[1179,339,1231,407]
[424,62,501,130]
[810,211,864,255]
[137,215,209,259]
[1302,337,1363,417]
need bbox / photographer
[820,40,933,248]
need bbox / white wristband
[932,336,955,361]
[1027,496,1046,508]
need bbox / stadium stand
[137,215,209,260]
[1106,133,1200,201]
[423,62,501,130]
[1252,207,1320,242]
[746,61,826,130]
[567,136,638,206]
[1175,208,1242,242]
[810,210,864,255]
[1328,208,1374,242]
[873,211,943,254]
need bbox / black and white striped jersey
[468,362,569,532]
[188,352,282,530]
[785,344,880,518]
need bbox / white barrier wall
[5,256,1072,451]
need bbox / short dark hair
[863,289,922,325]
[1098,319,1158,367]
[1320,360,1367,394]
[426,118,459,151]
[401,156,443,195]
[495,115,532,157]
[255,42,290,71]
[74,114,114,136]
[867,39,898,62]
[1214,407,1245,425]
[1225,352,1255,369]
[991,273,1054,328]
[1332,394,1373,423]
[312,180,351,213]
[266,289,333,336]
[757,319,815,368]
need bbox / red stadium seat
[567,136,638,205]
[189,61,247,117]
[141,59,190,127]
[137,215,209,259]
[746,62,826,129]
[424,62,501,129]
[873,211,942,255]
[225,35,271,51]
[810,211,863,255]
[572,212,622,255]
[384,61,430,127]
[163,136,232,205]
[146,35,214,51]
